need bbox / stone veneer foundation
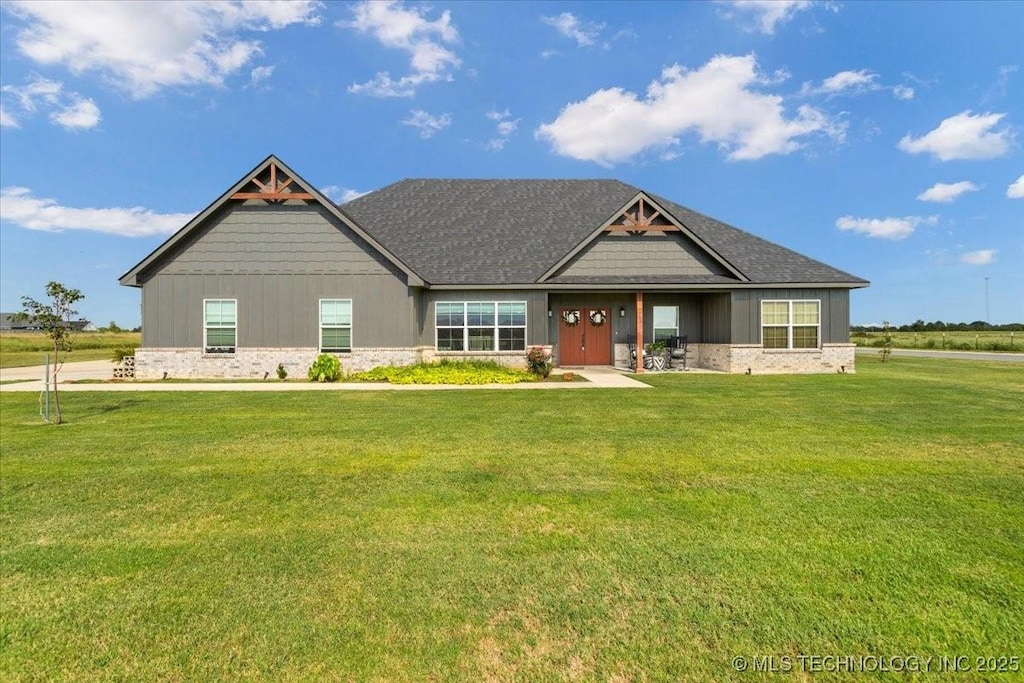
[134,345,544,379]
[612,343,855,374]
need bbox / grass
[0,332,140,369]
[852,329,1022,352]
[1,358,1022,681]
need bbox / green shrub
[276,363,288,380]
[110,346,136,363]
[348,359,533,385]
[307,354,342,382]
[923,338,937,349]
[525,346,552,378]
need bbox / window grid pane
[762,302,789,325]
[762,326,788,349]
[792,326,819,348]
[792,301,819,325]
[652,306,678,329]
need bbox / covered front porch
[546,290,731,373]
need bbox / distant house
[120,155,867,379]
[0,313,97,332]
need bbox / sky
[1,0,1022,327]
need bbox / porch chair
[625,334,638,371]
[667,335,688,370]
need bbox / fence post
[976,334,979,350]
[942,332,946,349]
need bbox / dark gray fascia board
[118,155,424,288]
[425,281,870,291]
[536,190,749,283]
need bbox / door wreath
[589,309,607,326]
[561,309,581,326]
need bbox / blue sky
[1,0,1021,327]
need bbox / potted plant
[644,340,668,370]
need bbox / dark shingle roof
[342,179,639,285]
[341,179,866,286]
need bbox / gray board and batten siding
[553,232,732,279]
[732,289,850,345]
[140,203,417,348]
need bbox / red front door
[559,308,612,365]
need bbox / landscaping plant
[307,354,341,382]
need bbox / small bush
[276,363,288,380]
[308,354,342,382]
[923,338,937,349]
[110,346,135,363]
[525,346,552,378]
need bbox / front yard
[1,358,1021,681]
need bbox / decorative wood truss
[230,161,314,202]
[604,195,680,233]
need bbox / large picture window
[320,299,352,352]
[761,300,820,349]
[436,302,526,352]
[652,305,678,343]
[204,299,236,353]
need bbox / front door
[559,307,612,365]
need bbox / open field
[852,329,1021,352]
[0,332,140,369]
[2,358,1022,681]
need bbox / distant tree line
[98,320,141,333]
[852,320,1023,332]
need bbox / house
[119,155,867,379]
[0,313,96,332]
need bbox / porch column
[635,291,644,374]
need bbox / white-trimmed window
[761,300,820,349]
[320,299,352,352]
[436,302,526,351]
[204,299,236,353]
[653,305,678,343]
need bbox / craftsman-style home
[120,155,867,378]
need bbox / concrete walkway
[854,347,1024,363]
[0,361,651,392]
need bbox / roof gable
[538,192,747,283]
[119,155,422,287]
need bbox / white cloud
[540,49,561,60]
[0,187,194,237]
[898,111,1014,161]
[485,109,519,151]
[49,96,101,129]
[344,1,460,97]
[893,85,915,100]
[960,249,997,265]
[401,110,451,139]
[835,215,937,240]
[718,1,813,35]
[250,65,275,87]
[0,105,16,128]
[536,54,844,166]
[1007,175,1024,199]
[917,181,979,203]
[820,69,876,93]
[4,0,320,98]
[320,185,369,203]
[541,12,604,47]
[0,77,100,130]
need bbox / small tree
[15,281,85,424]
[878,320,894,363]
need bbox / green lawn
[0,332,140,369]
[2,358,1022,681]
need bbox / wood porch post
[635,291,644,374]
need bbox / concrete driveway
[0,361,651,392]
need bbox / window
[652,305,678,343]
[320,299,352,352]
[436,301,526,351]
[761,300,820,349]
[204,299,236,353]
